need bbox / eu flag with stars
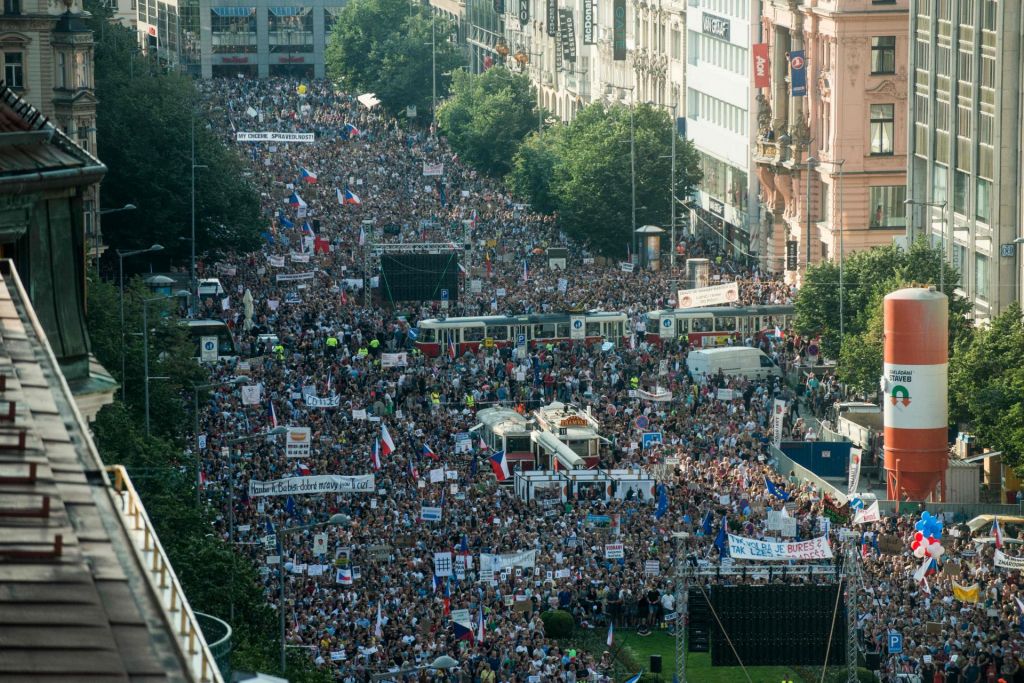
[654,483,668,520]
[714,517,729,557]
[765,476,790,501]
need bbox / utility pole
[190,118,197,315]
[669,98,678,268]
[629,91,636,261]
[805,157,817,273]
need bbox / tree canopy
[437,68,540,178]
[324,0,463,117]
[87,2,261,266]
[506,102,701,257]
[794,239,972,395]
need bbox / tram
[644,304,795,347]
[413,311,629,357]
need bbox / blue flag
[765,476,790,501]
[285,495,295,515]
[789,50,807,97]
[701,510,713,536]
[714,517,729,557]
[654,483,668,520]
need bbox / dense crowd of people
[187,79,1024,683]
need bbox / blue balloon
[915,511,943,539]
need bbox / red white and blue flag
[267,399,278,428]
[371,439,381,471]
[423,443,439,461]
[288,191,307,209]
[489,450,510,481]
[993,516,1003,549]
[380,423,396,456]
[342,189,362,205]
[343,123,360,138]
[299,167,317,183]
[448,338,457,360]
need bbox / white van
[686,347,782,381]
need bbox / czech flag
[371,439,381,471]
[423,443,440,461]
[299,167,317,183]
[295,462,312,476]
[288,191,307,209]
[448,338,457,360]
[343,123,360,138]
[993,516,1003,549]
[267,400,278,428]
[342,189,362,205]
[453,619,474,641]
[381,424,396,456]
[489,450,509,482]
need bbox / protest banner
[285,427,312,458]
[676,282,739,308]
[726,534,833,560]
[479,550,538,572]
[248,474,375,497]
[995,550,1024,570]
[237,131,315,142]
[381,352,408,368]
[276,272,316,282]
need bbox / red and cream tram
[413,311,628,357]
[474,407,534,472]
[644,304,795,347]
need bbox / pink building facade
[753,0,910,277]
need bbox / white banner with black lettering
[479,549,538,572]
[676,282,740,309]
[304,394,341,408]
[236,131,315,143]
[248,474,375,497]
[995,550,1024,570]
[727,534,834,561]
[276,271,316,282]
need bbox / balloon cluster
[911,511,945,560]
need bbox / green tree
[437,68,540,177]
[794,239,970,361]
[86,1,260,262]
[949,305,1024,468]
[325,0,463,117]
[507,102,701,256]
[506,129,561,215]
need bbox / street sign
[659,316,674,339]
[440,289,449,301]
[516,334,526,347]
[200,336,218,362]
[888,632,903,654]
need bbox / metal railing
[107,465,226,683]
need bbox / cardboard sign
[877,534,903,555]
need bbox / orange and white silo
[883,287,948,501]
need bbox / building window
[974,252,988,300]
[871,37,896,74]
[4,51,23,89]
[869,185,906,228]
[74,52,90,89]
[953,170,968,215]
[870,104,894,155]
[932,165,948,205]
[2,0,20,13]
[975,178,991,222]
[671,29,681,61]
[55,51,67,89]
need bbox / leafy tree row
[86,276,330,682]
[86,0,260,268]
[325,0,463,117]
[506,102,702,257]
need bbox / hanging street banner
[583,0,595,44]
[727,534,834,561]
[612,0,627,60]
[559,9,577,62]
[789,50,807,97]
[248,474,375,497]
[518,0,529,25]
[773,399,786,448]
[675,282,740,308]
[479,549,538,572]
[752,42,770,88]
[285,427,312,458]
[848,447,862,495]
[237,131,315,143]
[546,0,556,36]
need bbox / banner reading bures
[727,534,833,560]
[236,132,316,143]
[249,474,375,497]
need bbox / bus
[183,319,238,362]
[644,304,795,347]
[413,311,629,357]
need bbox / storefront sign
[701,12,730,40]
[708,197,725,217]
[546,0,557,36]
[518,0,529,25]
[583,0,595,44]
[752,43,770,88]
[613,0,626,60]
[559,9,576,62]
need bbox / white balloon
[930,543,945,559]
[913,544,928,559]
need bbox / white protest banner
[772,399,786,448]
[644,560,660,575]
[236,131,315,143]
[420,506,443,522]
[304,394,341,408]
[853,501,881,525]
[620,262,635,273]
[381,352,408,368]
[290,252,311,263]
[248,474,375,497]
[241,384,262,405]
[479,550,538,572]
[716,388,736,401]
[558,278,569,294]
[848,447,863,495]
[780,517,798,538]
[767,510,783,531]
[676,282,740,308]
[267,254,286,267]
[429,468,445,483]
[636,387,673,402]
[276,271,316,282]
[422,162,444,176]
[604,543,625,559]
[351,409,368,420]
[727,534,833,560]
[433,552,453,577]
[285,427,312,458]
[995,550,1024,570]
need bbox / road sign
[634,415,649,430]
[201,336,218,362]
[642,432,663,449]
[887,632,903,654]
[659,317,674,339]
[516,334,526,347]
[440,289,449,301]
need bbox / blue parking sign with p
[440,289,449,301]
[888,633,902,654]
[516,334,526,347]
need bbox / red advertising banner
[752,43,770,88]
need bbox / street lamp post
[95,203,137,266]
[805,157,817,273]
[192,376,250,507]
[278,513,351,672]
[905,198,949,292]
[141,295,174,436]
[190,118,208,317]
[117,244,163,398]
